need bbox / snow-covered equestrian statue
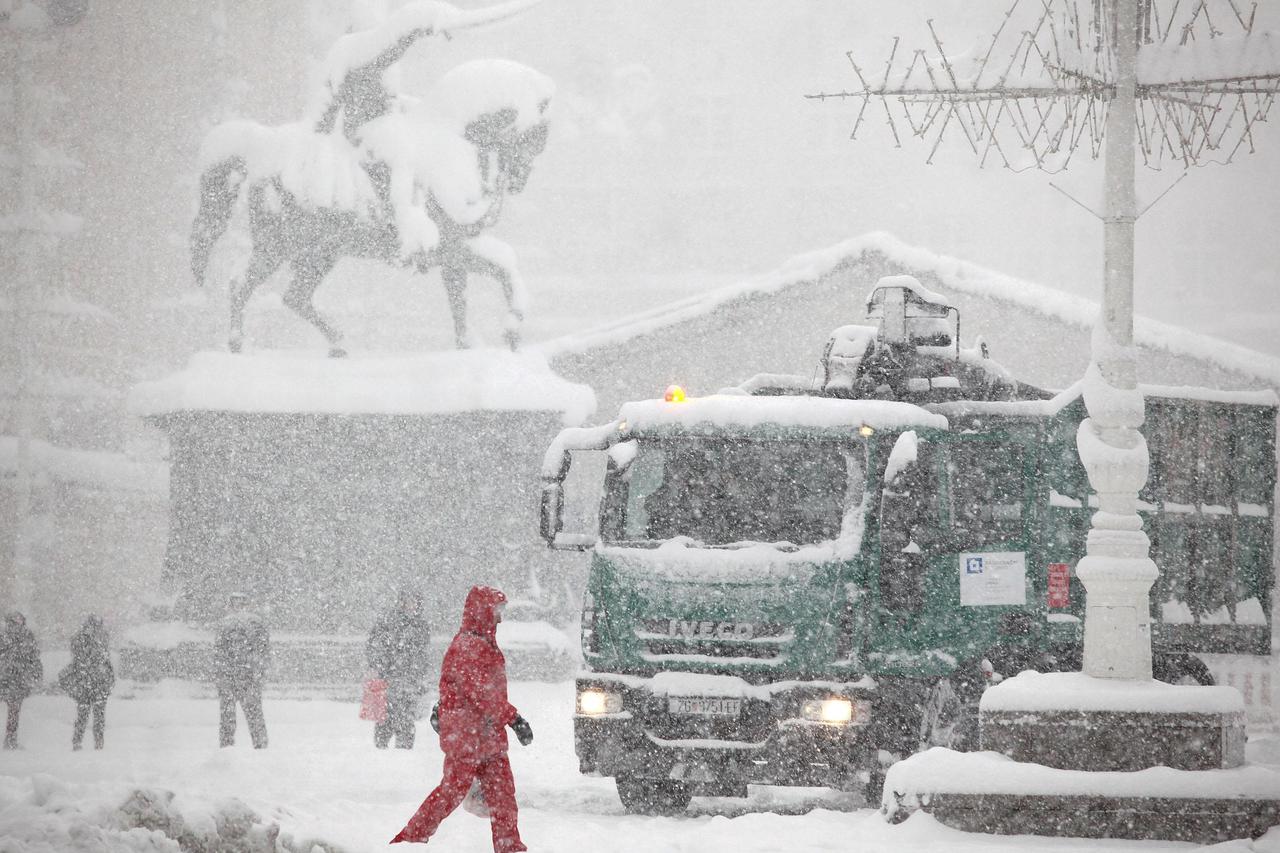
[190,0,551,356]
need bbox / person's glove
[429,703,440,733]
[509,714,533,746]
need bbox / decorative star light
[808,0,1280,172]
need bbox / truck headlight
[801,697,867,725]
[577,688,623,716]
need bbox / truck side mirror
[539,479,599,550]
[539,482,564,543]
[538,447,605,551]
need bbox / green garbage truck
[539,276,1277,814]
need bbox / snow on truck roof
[541,396,943,479]
[617,394,947,435]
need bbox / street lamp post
[1075,0,1158,680]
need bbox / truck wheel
[918,677,978,751]
[615,776,692,815]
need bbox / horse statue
[190,2,551,356]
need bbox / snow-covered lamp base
[882,671,1280,842]
[980,671,1245,771]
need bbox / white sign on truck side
[959,552,1027,606]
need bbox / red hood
[460,585,507,642]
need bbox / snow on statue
[190,0,552,357]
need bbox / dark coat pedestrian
[0,611,42,749]
[366,589,432,749]
[392,586,533,852]
[213,593,270,749]
[59,615,115,750]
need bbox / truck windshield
[604,438,864,547]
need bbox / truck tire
[615,776,692,815]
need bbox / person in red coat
[391,585,533,852]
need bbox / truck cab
[539,277,1277,814]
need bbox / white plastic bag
[461,779,489,818]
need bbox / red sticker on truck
[1047,563,1070,608]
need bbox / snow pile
[128,349,595,424]
[0,776,341,853]
[980,670,1245,715]
[884,747,1280,804]
[536,231,1280,386]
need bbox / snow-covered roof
[617,394,947,436]
[128,349,595,423]
[535,231,1280,386]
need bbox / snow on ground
[4,680,1276,852]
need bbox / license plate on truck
[668,696,741,716]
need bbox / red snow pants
[391,753,525,852]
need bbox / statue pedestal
[123,350,594,679]
[884,671,1280,843]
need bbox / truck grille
[634,619,791,662]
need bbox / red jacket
[437,586,519,760]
